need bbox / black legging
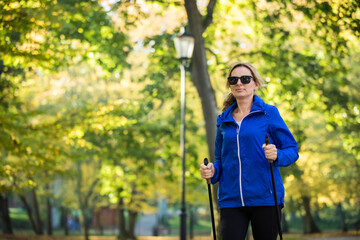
[220,206,281,240]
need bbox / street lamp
[173,27,195,240]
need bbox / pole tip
[204,158,209,166]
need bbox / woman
[200,62,299,240]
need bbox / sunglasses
[228,75,253,85]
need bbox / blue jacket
[211,95,298,208]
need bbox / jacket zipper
[236,124,245,206]
[236,110,262,207]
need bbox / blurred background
[0,0,359,239]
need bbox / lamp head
[174,27,195,60]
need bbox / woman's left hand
[262,144,277,163]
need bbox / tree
[182,0,222,237]
[1,0,129,236]
[2,0,359,237]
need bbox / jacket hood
[217,95,266,127]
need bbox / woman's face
[229,66,258,99]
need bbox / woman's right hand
[200,163,215,180]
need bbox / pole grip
[265,135,270,145]
[204,158,211,184]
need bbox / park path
[0,233,359,240]
[133,213,360,239]
[307,237,359,240]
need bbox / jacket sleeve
[268,106,299,167]
[211,125,223,184]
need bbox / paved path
[307,237,359,240]
[134,213,360,239]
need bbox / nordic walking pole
[265,135,283,240]
[204,158,217,240]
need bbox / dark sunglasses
[228,75,253,85]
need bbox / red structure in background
[92,207,118,228]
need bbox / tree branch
[185,0,203,33]
[202,0,217,33]
[85,177,100,203]
[205,47,220,65]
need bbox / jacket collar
[217,95,265,126]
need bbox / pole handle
[204,158,211,184]
[265,135,270,145]
[265,135,272,167]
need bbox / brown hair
[221,62,264,113]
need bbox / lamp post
[174,28,195,240]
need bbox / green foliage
[1,0,359,236]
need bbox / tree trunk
[81,207,89,240]
[0,193,13,234]
[117,196,129,240]
[336,202,347,232]
[31,188,43,235]
[282,211,288,233]
[76,161,99,240]
[184,0,218,166]
[183,0,220,238]
[189,208,194,239]
[45,182,52,235]
[314,202,321,222]
[60,206,69,235]
[18,194,40,234]
[46,196,52,235]
[301,196,320,234]
[128,210,138,240]
[191,206,198,226]
[95,209,104,235]
[76,162,89,240]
